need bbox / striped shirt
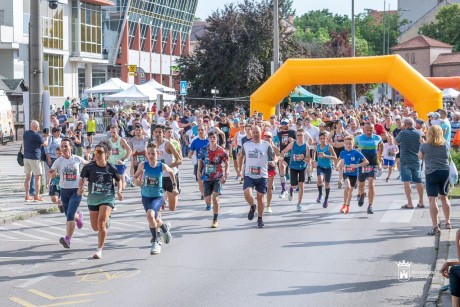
[395,128,422,164]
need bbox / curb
[424,228,451,306]
[0,206,59,224]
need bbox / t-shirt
[419,143,449,175]
[339,149,365,176]
[80,162,120,206]
[277,129,296,155]
[383,143,398,161]
[180,116,192,133]
[199,145,229,181]
[86,119,96,133]
[355,134,382,165]
[374,123,385,136]
[316,143,333,169]
[51,155,85,189]
[23,130,44,160]
[242,140,275,179]
[57,114,67,126]
[395,128,422,165]
[189,137,209,165]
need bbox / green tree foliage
[178,0,300,98]
[419,4,460,51]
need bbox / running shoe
[239,178,244,184]
[279,189,287,198]
[358,193,366,207]
[201,195,204,200]
[367,206,374,214]
[211,220,219,228]
[205,205,212,211]
[75,210,84,229]
[296,204,302,212]
[340,204,348,214]
[130,181,135,187]
[265,207,273,214]
[323,200,329,208]
[150,241,161,255]
[58,204,64,213]
[248,204,256,220]
[316,194,323,203]
[257,219,264,228]
[386,177,389,182]
[162,223,172,244]
[288,189,293,201]
[59,236,70,249]
[93,250,102,259]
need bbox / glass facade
[41,1,63,50]
[72,1,102,54]
[44,54,64,97]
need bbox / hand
[440,262,450,278]
[220,177,227,184]
[172,188,179,196]
[136,177,142,186]
[268,161,276,167]
[77,188,83,196]
[117,191,124,201]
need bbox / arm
[237,147,244,176]
[163,164,179,195]
[280,142,293,157]
[221,157,230,184]
[133,161,145,186]
[214,126,226,142]
[418,151,424,161]
[77,177,86,195]
[167,142,182,168]
[120,138,132,162]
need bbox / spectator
[86,113,97,146]
[451,112,460,146]
[440,229,460,307]
[56,109,67,135]
[23,120,48,202]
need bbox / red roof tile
[391,35,452,51]
[433,53,460,65]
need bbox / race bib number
[362,166,373,173]
[344,165,356,173]
[144,176,159,187]
[112,148,119,155]
[336,135,344,142]
[137,155,145,163]
[294,154,303,161]
[250,166,261,176]
[205,164,216,174]
[92,182,111,194]
[388,151,395,157]
[63,168,77,181]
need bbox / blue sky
[196,0,398,20]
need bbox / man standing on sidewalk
[395,118,424,209]
[23,120,48,202]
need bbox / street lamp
[211,88,219,110]
[351,0,357,108]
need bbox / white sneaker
[296,204,302,212]
[265,207,273,214]
[279,190,286,198]
[92,250,102,259]
[151,241,161,255]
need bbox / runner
[165,126,183,193]
[215,113,232,155]
[281,129,310,211]
[107,124,132,189]
[197,131,229,228]
[78,140,124,259]
[237,123,253,184]
[382,134,399,182]
[134,143,176,255]
[337,136,369,214]
[49,138,88,249]
[328,120,350,188]
[48,147,63,212]
[277,118,296,198]
[154,124,182,211]
[355,123,383,214]
[189,124,209,201]
[238,125,277,228]
[129,124,149,178]
[263,131,280,214]
[312,132,337,208]
[231,119,245,180]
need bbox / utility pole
[273,0,280,116]
[29,0,43,123]
[351,0,357,109]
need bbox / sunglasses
[94,149,105,155]
[281,122,288,125]
[203,120,209,123]
[198,129,205,131]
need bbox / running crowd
[21,100,459,258]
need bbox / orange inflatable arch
[428,77,460,91]
[250,55,442,120]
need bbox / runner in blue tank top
[281,129,310,211]
[134,143,178,255]
[312,132,337,208]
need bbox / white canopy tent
[84,78,130,94]
[137,83,176,101]
[442,88,460,99]
[143,79,176,94]
[319,96,344,105]
[104,84,176,102]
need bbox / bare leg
[416,183,424,205]
[298,182,304,204]
[267,177,274,208]
[244,188,254,206]
[403,182,413,207]
[368,178,375,205]
[96,206,112,249]
[428,196,439,229]
[256,192,264,217]
[440,195,451,225]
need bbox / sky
[195,0,399,20]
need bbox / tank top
[108,137,127,165]
[158,139,177,177]
[141,161,163,198]
[316,143,333,169]
[332,130,345,146]
[289,141,307,170]
[130,136,149,152]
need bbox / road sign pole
[181,95,185,116]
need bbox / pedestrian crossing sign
[180,81,187,96]
[128,65,137,76]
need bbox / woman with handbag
[419,125,452,235]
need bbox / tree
[177,0,301,100]
[419,4,460,51]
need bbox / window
[405,53,409,62]
[411,53,416,64]
[44,54,64,97]
[74,2,102,54]
[41,2,63,50]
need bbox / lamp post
[351,0,357,108]
[273,0,280,116]
[211,88,219,110]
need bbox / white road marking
[16,275,51,288]
[379,200,415,223]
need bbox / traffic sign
[128,65,137,76]
[180,81,187,96]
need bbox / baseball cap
[233,118,239,123]
[394,115,401,120]
[431,112,440,118]
[192,121,197,125]
[281,119,289,125]
[220,113,227,117]
[416,119,424,125]
[264,131,273,138]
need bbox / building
[0,0,197,106]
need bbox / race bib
[250,166,261,176]
[336,135,344,142]
[362,166,373,173]
[112,148,119,155]
[63,168,77,181]
[92,182,111,194]
[388,151,395,157]
[294,154,303,161]
[205,164,216,174]
[344,165,356,173]
[137,155,145,163]
[144,176,159,187]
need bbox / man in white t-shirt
[141,113,151,138]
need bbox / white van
[0,91,14,144]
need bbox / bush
[451,149,460,173]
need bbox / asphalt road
[0,146,450,306]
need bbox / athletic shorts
[343,174,358,188]
[268,169,276,177]
[243,176,268,194]
[115,164,126,175]
[87,203,114,211]
[425,170,449,197]
[383,159,395,167]
[87,132,95,136]
[203,180,221,197]
[141,196,164,217]
[290,168,306,186]
[162,177,174,193]
[49,185,60,196]
[358,165,378,182]
[317,167,332,182]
